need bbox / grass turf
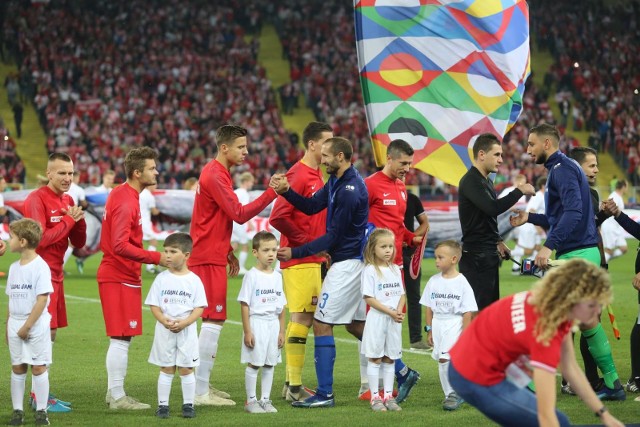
[1,243,639,426]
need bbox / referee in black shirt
[458,133,535,310]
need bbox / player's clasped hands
[509,209,528,227]
[602,198,620,217]
[269,173,290,195]
[64,205,85,222]
[516,182,536,196]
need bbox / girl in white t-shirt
[360,228,405,412]
[420,240,477,411]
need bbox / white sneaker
[244,400,265,413]
[194,391,236,406]
[209,384,231,399]
[109,395,151,410]
[259,399,277,413]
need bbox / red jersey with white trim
[24,186,87,282]
[269,160,326,269]
[450,291,572,386]
[189,160,277,267]
[365,171,414,265]
[97,183,161,285]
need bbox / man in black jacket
[458,133,534,310]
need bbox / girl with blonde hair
[360,228,405,412]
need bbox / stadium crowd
[3,0,637,196]
[531,0,640,185]
[0,118,25,184]
[3,0,296,188]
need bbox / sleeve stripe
[530,361,557,374]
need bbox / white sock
[613,248,623,258]
[195,323,222,395]
[157,371,173,406]
[245,366,259,402]
[239,251,248,270]
[605,252,612,263]
[359,342,368,385]
[33,371,49,411]
[32,340,54,395]
[439,361,453,397]
[261,366,275,401]
[181,373,196,405]
[106,338,130,400]
[63,247,73,266]
[381,362,395,401]
[11,372,26,411]
[366,362,380,400]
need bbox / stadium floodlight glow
[635,89,639,95]
[573,62,579,68]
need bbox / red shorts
[98,281,143,337]
[191,264,228,321]
[48,279,68,329]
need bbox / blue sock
[395,358,409,384]
[314,336,336,396]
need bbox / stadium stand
[3,0,297,188]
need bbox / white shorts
[314,259,366,325]
[517,223,539,250]
[231,223,249,245]
[431,315,463,362]
[241,316,281,367]
[361,309,402,360]
[602,220,627,250]
[148,321,199,368]
[8,314,52,366]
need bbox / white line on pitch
[65,294,429,355]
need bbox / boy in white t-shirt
[145,233,207,419]
[6,219,54,426]
[420,240,477,411]
[237,231,286,414]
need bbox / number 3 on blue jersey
[318,292,329,309]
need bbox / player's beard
[535,152,548,165]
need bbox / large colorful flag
[355,0,530,186]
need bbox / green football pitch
[1,243,639,426]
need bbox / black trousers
[459,249,500,311]
[403,253,422,343]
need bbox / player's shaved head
[387,139,414,159]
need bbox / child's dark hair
[252,231,277,250]
[9,218,43,249]
[164,232,193,253]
